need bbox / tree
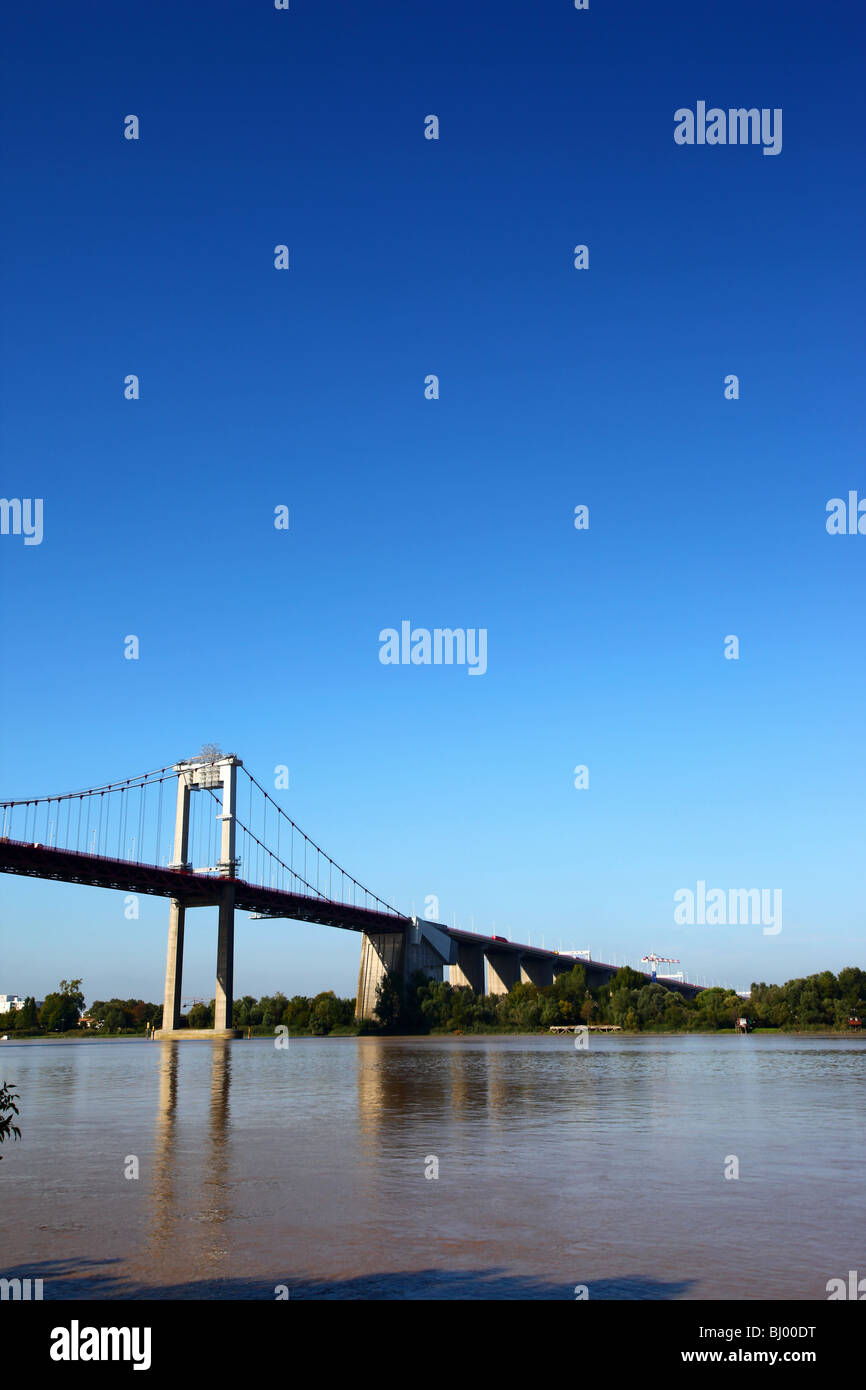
[419,979,453,1030]
[59,979,85,1011]
[539,996,560,1027]
[269,992,289,1023]
[309,991,342,1035]
[233,995,257,1028]
[552,964,587,1002]
[184,1000,212,1034]
[40,978,86,1032]
[401,972,431,1032]
[283,996,311,1032]
[0,1082,21,1158]
[374,970,403,1032]
[662,990,689,1031]
[635,983,668,1026]
[609,987,638,1027]
[838,967,866,1012]
[610,966,646,992]
[13,997,39,1031]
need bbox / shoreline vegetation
[2,965,864,1040]
[5,1026,865,1043]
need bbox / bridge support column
[485,949,520,995]
[520,955,554,988]
[354,919,452,1021]
[214,885,235,1033]
[355,931,405,1021]
[161,899,186,1030]
[449,942,485,994]
[155,752,241,1040]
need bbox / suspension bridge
[0,750,703,1037]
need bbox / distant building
[0,995,43,1015]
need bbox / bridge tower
[154,753,242,1040]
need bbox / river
[1,1033,862,1299]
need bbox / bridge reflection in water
[148,1043,233,1278]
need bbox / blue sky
[1,0,864,1004]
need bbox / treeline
[372,964,866,1034]
[0,980,90,1034]
[4,966,863,1038]
[0,985,357,1037]
[87,998,160,1030]
[207,993,355,1034]
[0,983,161,1036]
[749,968,866,1030]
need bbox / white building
[0,995,24,1013]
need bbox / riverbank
[3,1025,864,1042]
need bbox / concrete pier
[449,941,486,994]
[485,948,521,995]
[214,886,235,1032]
[355,931,406,1020]
[354,918,454,1019]
[161,899,186,1031]
[520,955,554,987]
[156,1029,238,1041]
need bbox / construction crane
[641,953,680,982]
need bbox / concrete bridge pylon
[355,918,456,1020]
[154,754,242,1041]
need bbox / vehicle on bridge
[490,935,508,943]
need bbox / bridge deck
[0,838,704,995]
[0,839,408,933]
